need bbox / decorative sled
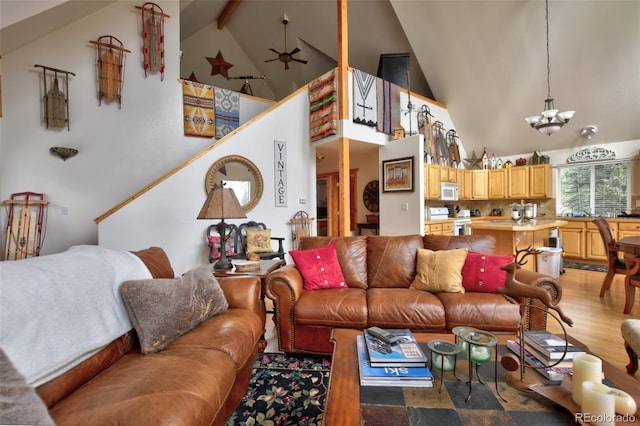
[91,36,130,107]
[136,2,170,81]
[3,192,49,260]
[34,65,75,131]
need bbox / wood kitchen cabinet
[462,169,472,200]
[440,166,456,183]
[586,221,617,261]
[618,221,640,239]
[488,168,507,199]
[508,166,529,199]
[424,164,441,199]
[424,223,443,235]
[471,170,489,200]
[529,164,552,198]
[559,222,585,259]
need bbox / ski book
[357,335,433,387]
[523,330,586,360]
[506,339,572,382]
[363,328,428,367]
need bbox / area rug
[563,261,607,272]
[226,352,331,426]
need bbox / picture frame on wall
[382,156,414,192]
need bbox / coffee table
[324,329,640,425]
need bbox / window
[557,160,630,216]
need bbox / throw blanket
[0,245,152,386]
[183,79,215,138]
[214,87,240,139]
[376,77,401,135]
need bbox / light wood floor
[264,267,639,379]
[547,266,638,379]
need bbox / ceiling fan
[265,15,308,70]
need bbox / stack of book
[506,330,586,381]
[357,329,433,387]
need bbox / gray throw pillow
[0,348,55,425]
[120,265,229,354]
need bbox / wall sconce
[50,147,78,161]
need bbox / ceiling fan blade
[264,58,279,63]
[292,58,308,64]
[269,48,280,54]
[289,47,301,55]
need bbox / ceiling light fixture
[525,0,575,135]
[580,125,598,139]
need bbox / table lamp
[197,180,247,270]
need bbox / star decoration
[186,72,199,82]
[464,150,482,170]
[206,51,234,79]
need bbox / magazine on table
[523,330,586,360]
[507,340,572,382]
[363,328,428,367]
[357,335,433,387]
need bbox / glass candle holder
[427,339,461,392]
[459,329,500,402]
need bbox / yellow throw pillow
[246,228,272,253]
[410,248,468,293]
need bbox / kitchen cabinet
[471,170,489,200]
[425,223,443,235]
[424,164,441,199]
[462,170,472,200]
[618,221,640,239]
[440,167,456,183]
[586,221,617,261]
[559,222,585,259]
[508,166,529,199]
[488,168,507,199]
[529,164,552,198]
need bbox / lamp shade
[197,186,247,220]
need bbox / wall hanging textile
[309,68,338,142]
[136,2,169,81]
[352,69,377,127]
[376,77,400,135]
[34,65,75,131]
[182,79,215,138]
[214,87,240,138]
[91,36,130,108]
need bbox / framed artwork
[382,156,414,192]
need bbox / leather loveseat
[2,246,264,426]
[265,234,561,355]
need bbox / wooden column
[337,0,351,236]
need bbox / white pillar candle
[572,353,602,405]
[581,381,615,426]
[609,388,637,416]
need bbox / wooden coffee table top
[323,329,640,426]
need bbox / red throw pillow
[289,244,347,292]
[461,251,514,293]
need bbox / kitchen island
[467,219,568,273]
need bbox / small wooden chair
[592,217,628,297]
[623,253,640,314]
[237,221,285,261]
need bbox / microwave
[440,182,459,201]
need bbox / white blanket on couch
[0,245,152,386]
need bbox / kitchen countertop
[466,219,568,231]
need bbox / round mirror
[205,155,263,213]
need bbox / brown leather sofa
[265,234,561,355]
[36,247,264,426]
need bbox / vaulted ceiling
[3,0,639,158]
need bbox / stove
[427,207,450,221]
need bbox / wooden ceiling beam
[217,0,241,30]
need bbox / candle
[572,353,602,405]
[581,381,615,426]
[609,387,637,415]
[432,354,454,372]
[469,345,491,363]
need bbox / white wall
[0,1,271,257]
[99,90,316,275]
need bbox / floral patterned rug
[226,352,331,426]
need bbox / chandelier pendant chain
[545,0,551,102]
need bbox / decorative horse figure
[495,246,573,327]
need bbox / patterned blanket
[309,68,338,142]
[183,80,215,138]
[376,77,401,135]
[215,87,240,138]
[352,70,377,127]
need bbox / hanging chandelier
[525,0,575,135]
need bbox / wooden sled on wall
[91,35,130,108]
[137,2,170,81]
[3,192,49,260]
[34,65,75,131]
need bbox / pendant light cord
[545,0,551,100]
